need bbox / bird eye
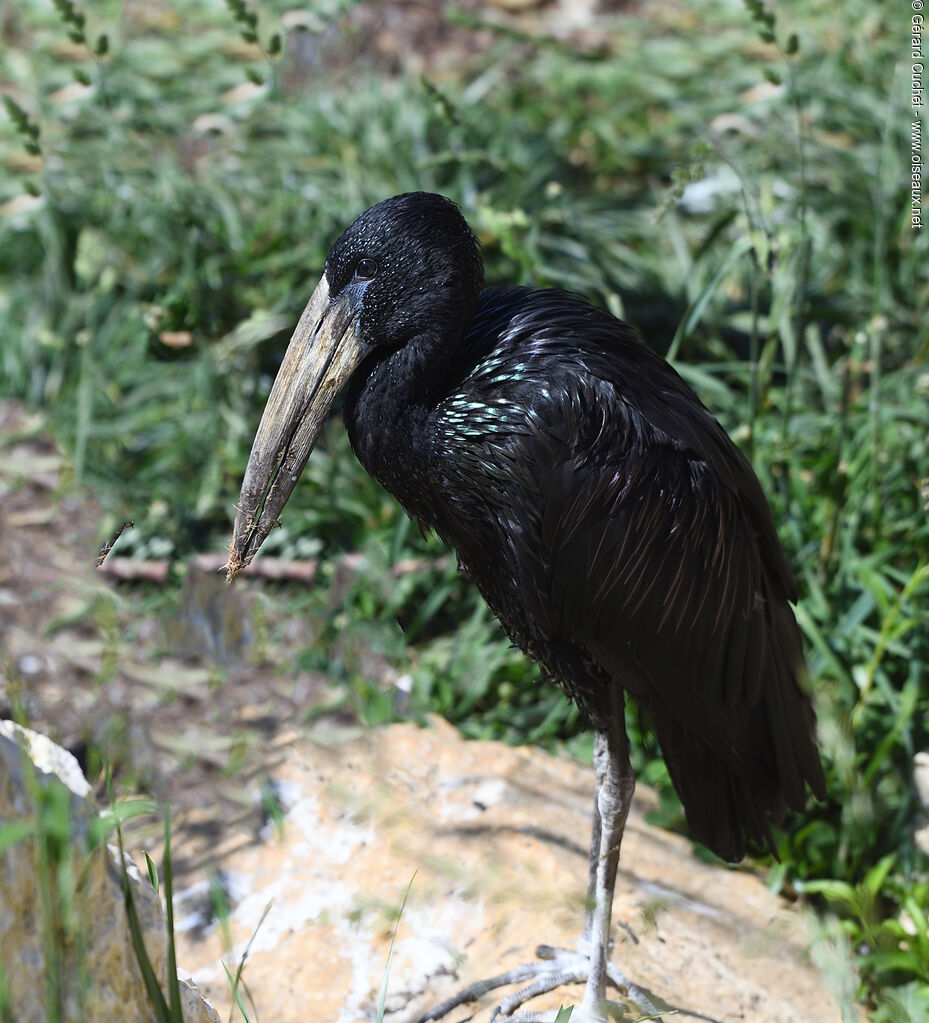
[355,258,378,280]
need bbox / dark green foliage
[2,96,41,154]
[2,0,927,1015]
[50,0,87,43]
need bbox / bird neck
[344,327,461,505]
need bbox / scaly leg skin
[413,718,660,1023]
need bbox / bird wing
[523,356,771,705]
[519,349,823,852]
[440,297,794,714]
[434,293,824,857]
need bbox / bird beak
[226,273,365,581]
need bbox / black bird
[227,192,826,1022]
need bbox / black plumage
[228,192,826,1021]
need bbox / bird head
[226,192,482,581]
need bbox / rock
[915,751,929,856]
[173,717,854,1023]
[0,721,220,1023]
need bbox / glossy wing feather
[433,289,825,860]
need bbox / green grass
[2,0,927,1017]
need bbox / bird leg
[576,722,636,1019]
[412,719,658,1023]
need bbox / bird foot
[413,945,660,1023]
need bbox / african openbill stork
[227,192,825,1022]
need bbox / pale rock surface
[915,752,929,856]
[0,721,220,1023]
[174,717,852,1023]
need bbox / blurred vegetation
[1,0,927,1018]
